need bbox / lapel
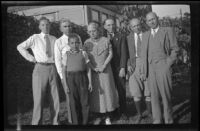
[127,32,136,58]
[156,27,167,47]
[112,33,120,46]
[143,30,151,54]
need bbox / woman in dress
[84,22,119,125]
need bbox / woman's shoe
[105,117,111,125]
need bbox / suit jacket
[127,32,144,71]
[105,32,128,72]
[141,27,179,78]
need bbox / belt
[36,62,54,66]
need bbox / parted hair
[68,33,83,47]
[39,16,50,23]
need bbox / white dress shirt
[134,33,142,57]
[151,26,160,36]
[54,34,71,79]
[17,32,56,63]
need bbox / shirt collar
[40,32,49,38]
[62,34,68,39]
[151,26,159,34]
[69,48,80,54]
[107,32,115,37]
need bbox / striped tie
[44,35,51,57]
[137,34,141,57]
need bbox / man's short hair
[59,18,71,26]
[146,12,158,19]
[68,33,83,46]
[39,17,50,23]
[88,21,100,29]
[68,33,79,41]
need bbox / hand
[98,65,106,73]
[31,57,37,63]
[94,68,99,73]
[88,83,93,92]
[166,57,173,67]
[119,68,126,78]
[61,79,70,93]
[128,66,134,74]
[140,74,146,81]
[66,87,70,93]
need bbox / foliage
[117,5,152,34]
[159,12,191,67]
[6,13,89,115]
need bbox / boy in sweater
[62,33,92,125]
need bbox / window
[91,9,99,21]
[33,12,57,22]
[116,18,120,27]
[101,13,107,23]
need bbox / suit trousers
[32,64,60,125]
[129,58,150,98]
[66,71,89,125]
[112,69,126,114]
[148,59,173,124]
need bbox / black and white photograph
[2,1,199,131]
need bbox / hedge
[6,13,89,115]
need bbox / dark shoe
[93,117,102,125]
[120,113,128,120]
[145,101,152,116]
[135,115,143,124]
[143,110,152,118]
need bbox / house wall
[16,5,122,26]
[17,5,86,25]
[87,5,122,27]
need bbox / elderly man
[54,18,75,124]
[17,17,60,125]
[141,12,179,124]
[127,18,151,124]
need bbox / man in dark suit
[141,12,179,124]
[127,18,151,124]
[104,19,128,118]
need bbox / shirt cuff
[59,73,63,80]
[85,59,90,64]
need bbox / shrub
[6,13,89,115]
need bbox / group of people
[17,11,179,125]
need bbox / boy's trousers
[66,71,89,125]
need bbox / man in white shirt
[17,17,60,125]
[54,18,75,123]
[127,18,151,124]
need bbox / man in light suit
[141,12,179,124]
[127,18,151,124]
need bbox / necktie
[152,29,156,37]
[137,34,141,57]
[108,33,114,40]
[44,35,51,57]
